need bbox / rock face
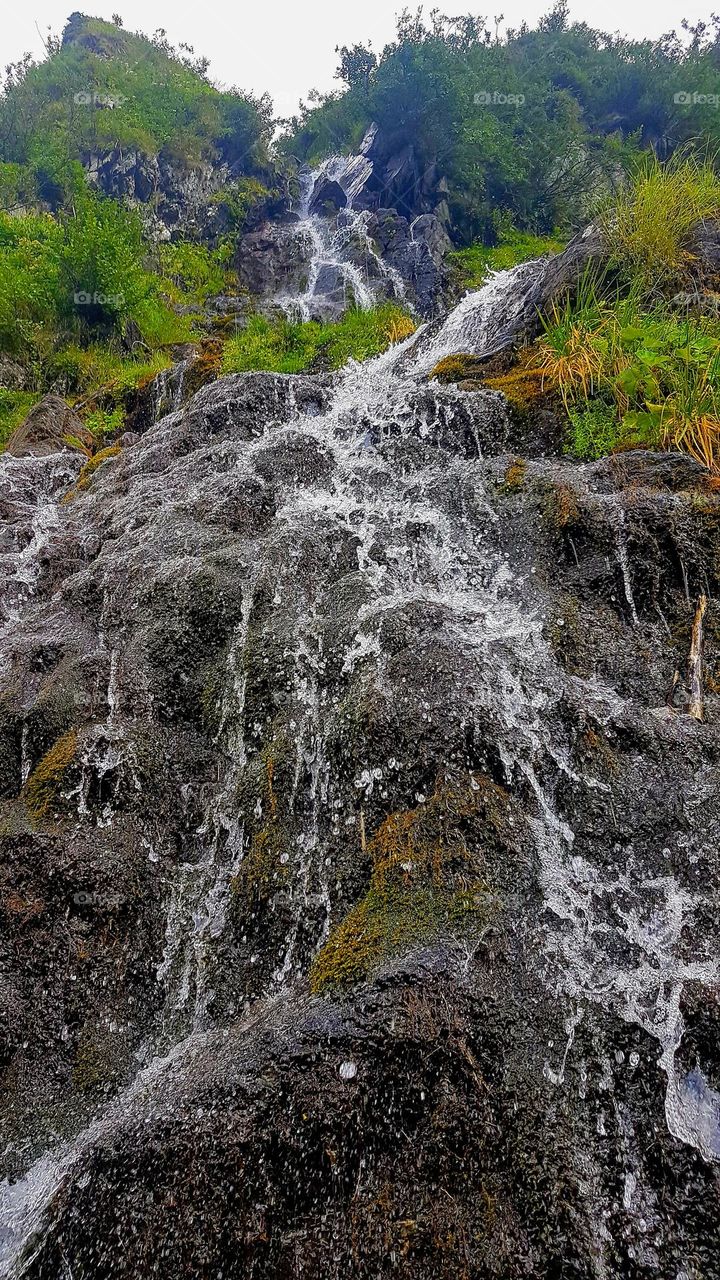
[365,208,453,315]
[235,220,313,299]
[0,357,27,392]
[2,278,720,1278]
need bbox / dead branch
[688,594,708,722]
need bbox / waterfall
[1,255,719,1275]
[275,158,407,320]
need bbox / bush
[603,154,720,293]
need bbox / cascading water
[274,155,407,321]
[1,262,719,1276]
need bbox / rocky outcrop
[0,357,28,391]
[366,209,453,316]
[235,219,312,298]
[5,396,92,458]
[2,274,720,1279]
[4,262,717,1280]
[311,123,451,226]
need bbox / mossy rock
[231,750,290,907]
[429,353,491,384]
[501,458,527,492]
[22,729,78,822]
[310,771,506,994]
[62,445,122,505]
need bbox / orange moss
[62,445,122,504]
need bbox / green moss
[23,728,78,821]
[62,445,122,504]
[484,364,548,410]
[310,772,505,994]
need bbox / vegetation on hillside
[282,5,720,244]
[0,14,271,199]
[533,159,720,469]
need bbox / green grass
[222,305,416,375]
[449,229,566,290]
[602,153,720,293]
[537,280,720,468]
[0,390,38,446]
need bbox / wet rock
[235,221,313,298]
[5,396,92,458]
[2,294,720,1277]
[308,177,347,215]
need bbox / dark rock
[0,356,27,391]
[235,220,312,297]
[366,208,453,316]
[5,396,92,457]
[308,177,347,215]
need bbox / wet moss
[310,772,503,994]
[231,748,290,906]
[184,340,223,398]
[23,729,78,821]
[62,445,122,504]
[72,1025,124,1092]
[502,458,527,492]
[544,595,588,674]
[484,365,547,410]
[429,353,489,384]
[543,482,580,530]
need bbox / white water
[275,156,407,320]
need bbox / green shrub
[222,305,416,375]
[565,401,625,459]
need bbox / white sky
[1,1,715,118]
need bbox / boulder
[307,178,347,215]
[5,395,92,458]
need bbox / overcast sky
[2,0,715,117]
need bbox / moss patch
[62,445,122,504]
[310,772,506,994]
[429,353,490,384]
[23,728,78,821]
[502,458,527,492]
[231,752,289,905]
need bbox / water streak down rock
[1,270,720,1278]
